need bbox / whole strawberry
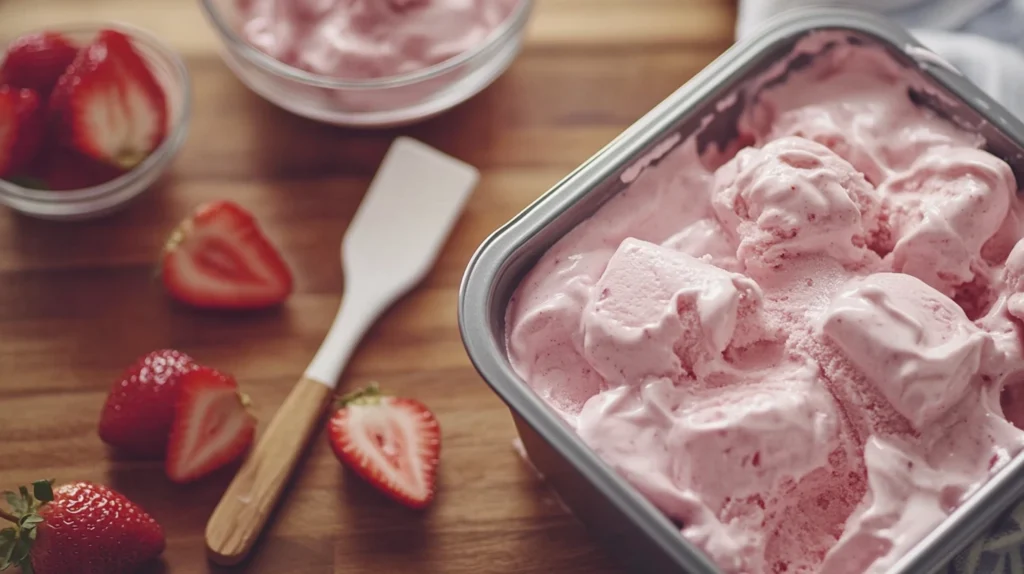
[98,349,199,458]
[0,480,165,574]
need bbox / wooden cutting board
[0,0,737,572]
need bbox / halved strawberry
[327,384,441,509]
[0,86,45,177]
[49,29,167,170]
[160,200,294,310]
[165,367,256,484]
[0,31,79,96]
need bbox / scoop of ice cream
[666,363,839,511]
[821,272,989,429]
[711,136,882,274]
[884,147,1016,298]
[580,238,763,385]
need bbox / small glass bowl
[0,22,191,221]
[199,0,534,128]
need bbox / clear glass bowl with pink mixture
[199,0,534,127]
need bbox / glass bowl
[199,0,534,128]
[0,22,192,221]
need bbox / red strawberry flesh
[327,385,441,509]
[165,367,256,484]
[161,200,294,310]
[0,31,79,96]
[49,29,167,170]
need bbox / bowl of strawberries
[0,23,190,220]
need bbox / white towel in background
[736,0,1024,119]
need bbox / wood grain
[206,376,334,566]
[0,0,738,572]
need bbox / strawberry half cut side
[49,29,167,170]
[327,384,441,510]
[161,200,294,310]
[165,367,256,484]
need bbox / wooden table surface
[0,1,737,572]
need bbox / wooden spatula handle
[205,375,334,566]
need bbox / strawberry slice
[0,86,45,178]
[0,31,80,96]
[165,367,256,484]
[327,384,441,509]
[160,200,294,310]
[49,29,167,170]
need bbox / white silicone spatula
[205,137,479,565]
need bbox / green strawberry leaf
[31,481,52,504]
[9,529,31,568]
[0,528,16,568]
[20,561,33,574]
[18,516,41,527]
[16,488,28,505]
[2,493,23,515]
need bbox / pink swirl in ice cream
[237,0,520,79]
[505,36,1024,574]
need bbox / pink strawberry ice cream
[505,35,1024,574]
[237,0,521,79]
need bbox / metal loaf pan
[458,8,1024,574]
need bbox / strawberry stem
[0,508,16,524]
[336,382,382,408]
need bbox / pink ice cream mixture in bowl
[504,39,1024,574]
[199,0,532,126]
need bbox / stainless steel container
[458,8,1024,574]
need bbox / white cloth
[736,0,1024,120]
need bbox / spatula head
[342,137,479,299]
